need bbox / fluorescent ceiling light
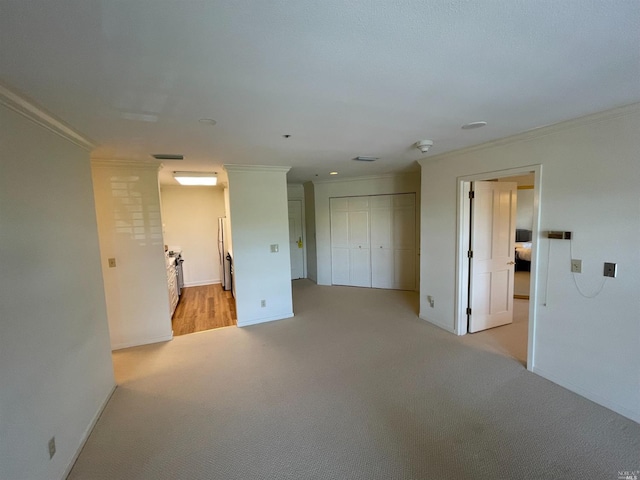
[173,171,218,186]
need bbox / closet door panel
[348,210,370,249]
[372,247,393,288]
[331,247,350,285]
[350,247,371,287]
[330,200,350,285]
[371,196,393,288]
[330,210,349,247]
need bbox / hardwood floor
[172,284,236,336]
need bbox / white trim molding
[312,171,419,185]
[223,164,292,174]
[236,312,294,327]
[0,81,97,151]
[420,102,640,165]
[91,158,163,170]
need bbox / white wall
[225,165,293,326]
[516,188,534,230]
[0,103,114,479]
[419,104,640,422]
[161,186,226,286]
[92,161,173,350]
[313,173,421,286]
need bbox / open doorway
[456,166,541,369]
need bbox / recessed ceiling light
[461,121,487,130]
[173,171,218,186]
[329,171,338,175]
[198,118,217,126]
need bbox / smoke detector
[415,140,433,153]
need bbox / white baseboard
[237,312,295,327]
[61,384,117,479]
[111,332,173,351]
[533,366,640,424]
[184,280,220,287]
[418,313,456,334]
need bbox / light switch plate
[270,244,279,253]
[108,258,116,268]
[603,262,617,278]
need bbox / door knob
[507,261,515,265]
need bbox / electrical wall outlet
[603,262,617,278]
[260,299,266,308]
[48,437,56,459]
[570,259,582,273]
[108,258,116,268]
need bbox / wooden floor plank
[172,284,237,336]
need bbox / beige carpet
[461,298,529,365]
[68,280,639,480]
[514,271,530,298]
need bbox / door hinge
[467,250,473,258]
[466,307,472,315]
[469,191,475,199]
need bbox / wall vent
[151,154,184,160]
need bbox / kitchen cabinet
[330,193,416,290]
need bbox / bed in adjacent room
[515,229,532,272]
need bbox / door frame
[454,165,542,370]
[288,199,306,279]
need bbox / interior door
[468,181,517,333]
[288,200,304,280]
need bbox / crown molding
[91,158,162,171]
[0,81,97,151]
[312,171,418,185]
[420,102,640,165]
[223,164,291,174]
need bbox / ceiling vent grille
[152,154,184,160]
[353,156,379,162]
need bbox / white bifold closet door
[331,193,415,290]
[330,197,371,287]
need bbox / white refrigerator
[217,217,231,291]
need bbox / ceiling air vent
[353,156,379,162]
[151,154,184,160]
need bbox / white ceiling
[2,1,639,185]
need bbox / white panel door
[468,181,517,333]
[392,194,416,290]
[330,197,371,287]
[288,200,304,280]
[347,197,371,287]
[330,198,350,285]
[371,196,393,288]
